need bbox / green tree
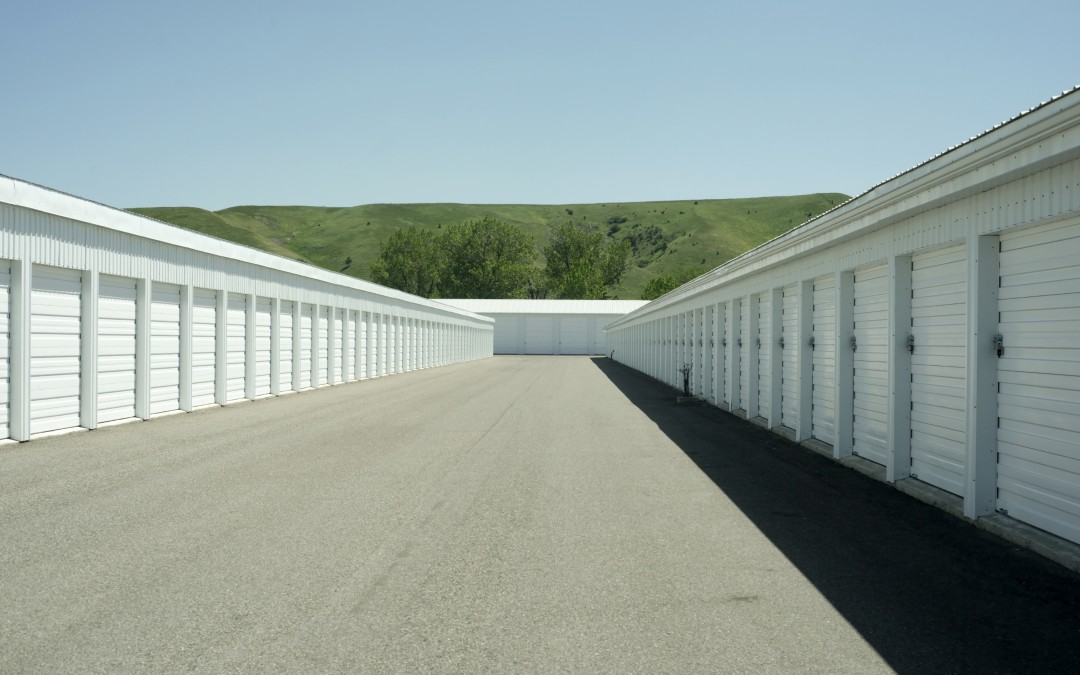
[369,226,442,297]
[542,221,631,299]
[640,267,704,300]
[439,217,535,298]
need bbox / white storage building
[0,178,494,442]
[439,299,648,355]
[605,86,1080,552]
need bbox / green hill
[129,194,848,299]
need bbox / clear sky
[3,0,1078,211]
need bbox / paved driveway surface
[1,356,1078,673]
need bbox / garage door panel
[524,316,554,354]
[998,221,1080,544]
[279,301,294,392]
[31,267,82,435]
[560,316,588,355]
[226,295,247,401]
[191,290,217,407]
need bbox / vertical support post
[9,259,31,441]
[769,287,783,428]
[796,279,814,441]
[80,269,99,429]
[179,284,193,412]
[136,278,152,420]
[965,235,1000,518]
[834,270,855,459]
[888,255,913,483]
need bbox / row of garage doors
[0,271,478,439]
[492,314,617,355]
[613,221,1080,546]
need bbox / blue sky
[3,0,1078,211]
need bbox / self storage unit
[0,178,494,441]
[440,299,648,355]
[606,87,1080,552]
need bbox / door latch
[994,334,1004,358]
[906,334,915,354]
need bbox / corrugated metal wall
[0,179,494,442]
[606,90,1080,549]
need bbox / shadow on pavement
[591,357,1080,674]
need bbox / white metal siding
[757,293,772,421]
[97,275,137,423]
[318,307,329,384]
[781,285,798,429]
[524,316,554,355]
[852,264,889,465]
[0,262,8,438]
[299,304,313,389]
[226,294,247,402]
[997,220,1080,543]
[30,266,81,435]
[812,275,836,445]
[560,316,588,355]
[254,297,272,397]
[278,301,294,392]
[192,289,218,407]
[910,245,968,495]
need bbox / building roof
[438,299,649,315]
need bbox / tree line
[370,217,633,299]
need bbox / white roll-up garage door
[388,315,398,374]
[299,304,313,389]
[525,316,554,355]
[852,263,889,466]
[278,301,294,392]
[781,285,798,429]
[757,293,772,421]
[332,308,344,383]
[909,244,967,495]
[226,294,247,402]
[378,314,387,376]
[715,304,727,405]
[347,310,358,380]
[0,262,9,438]
[811,275,836,445]
[360,312,369,379]
[317,307,329,384]
[150,284,181,415]
[998,220,1080,544]
[191,289,217,407]
[254,297,272,397]
[738,299,748,414]
[97,275,137,423]
[30,266,82,435]
[560,316,588,355]
[494,315,520,354]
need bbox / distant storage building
[439,299,648,355]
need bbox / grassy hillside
[130,194,848,299]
